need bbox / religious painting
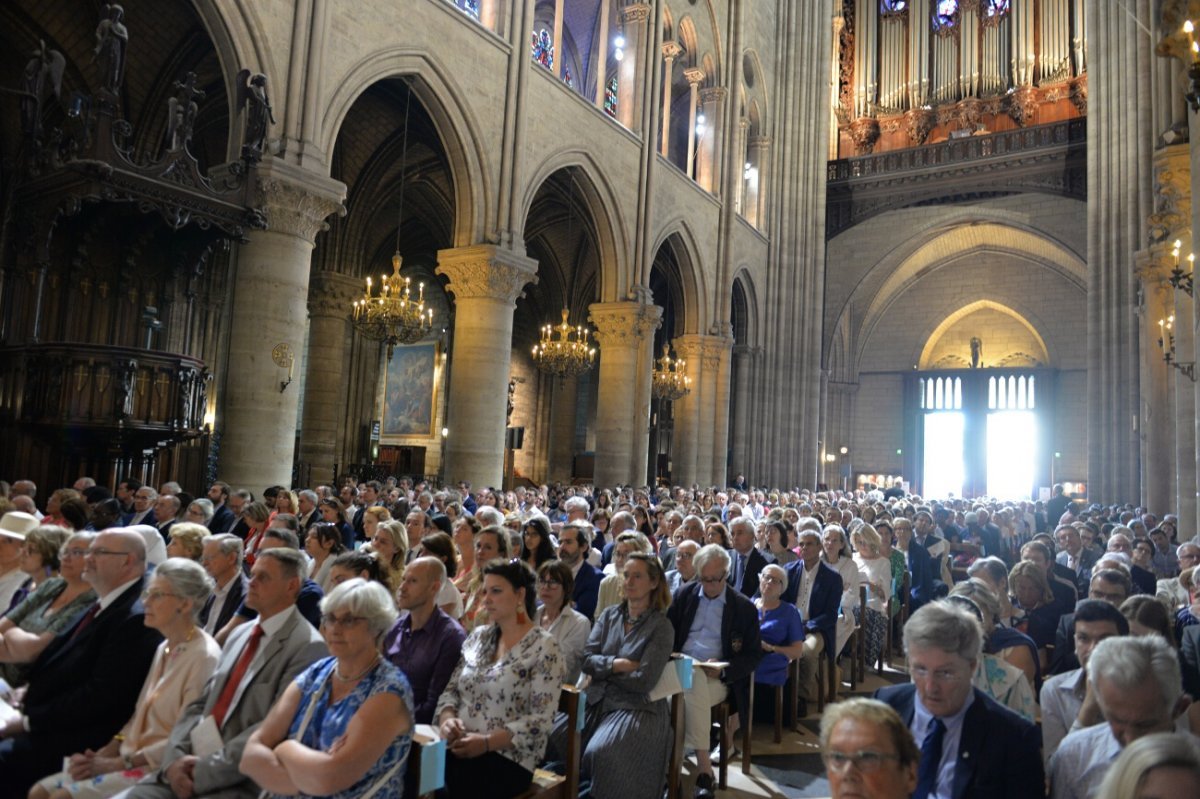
[383,342,438,436]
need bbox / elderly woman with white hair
[241,578,414,798]
[753,562,804,725]
[1095,731,1200,799]
[850,523,892,669]
[29,558,221,799]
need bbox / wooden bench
[408,685,582,799]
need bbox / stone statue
[507,379,517,424]
[165,72,205,152]
[20,40,65,142]
[236,69,275,163]
[93,4,128,95]
[970,337,982,369]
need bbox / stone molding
[254,160,346,245]
[435,244,539,303]
[307,270,362,318]
[700,86,728,104]
[1147,143,1193,245]
[588,301,662,348]
[620,3,651,24]
[662,41,683,61]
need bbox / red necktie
[68,602,101,642]
[210,625,264,727]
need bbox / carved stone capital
[253,160,346,245]
[1148,143,1193,245]
[684,67,706,86]
[749,135,772,151]
[733,344,763,360]
[662,41,683,61]
[700,335,730,371]
[435,244,538,303]
[848,117,880,155]
[700,86,728,104]
[1069,75,1088,117]
[1157,1,1200,64]
[588,301,662,348]
[905,108,936,146]
[1006,85,1040,128]
[620,3,651,24]
[308,270,362,318]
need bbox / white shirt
[1050,715,1195,799]
[204,573,238,635]
[798,561,818,618]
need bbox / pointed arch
[731,267,760,347]
[651,220,709,334]
[919,300,1051,369]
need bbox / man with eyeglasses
[383,556,465,724]
[122,485,158,527]
[1159,543,1200,608]
[198,534,247,636]
[125,547,325,799]
[1049,567,1133,675]
[0,529,161,799]
[820,697,918,799]
[874,600,1042,799]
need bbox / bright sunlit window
[923,412,965,498]
[986,411,1037,500]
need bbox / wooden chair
[409,685,582,799]
[713,680,753,789]
[667,692,687,799]
[846,585,868,691]
[879,571,910,673]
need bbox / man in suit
[122,485,158,527]
[727,516,772,598]
[1046,484,1072,529]
[352,480,381,540]
[780,529,843,710]
[1055,524,1098,596]
[206,482,236,535]
[667,544,762,799]
[199,534,248,635]
[1049,568,1132,675]
[0,529,162,799]
[874,601,1043,799]
[558,521,601,621]
[153,494,179,542]
[296,489,320,531]
[127,547,326,799]
[893,519,934,611]
[1183,623,1200,699]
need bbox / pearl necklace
[335,653,380,683]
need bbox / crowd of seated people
[4,475,1200,798]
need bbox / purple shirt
[383,607,467,723]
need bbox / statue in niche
[165,72,205,152]
[970,337,982,369]
[236,70,275,163]
[507,379,517,424]
[20,40,65,143]
[93,5,128,95]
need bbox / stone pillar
[684,68,705,179]
[617,3,651,131]
[660,41,683,156]
[709,333,734,487]
[1135,249,1177,516]
[553,0,566,80]
[730,344,759,478]
[1175,272,1197,528]
[547,374,578,481]
[298,270,361,485]
[750,136,772,232]
[698,87,726,193]
[479,0,501,34]
[219,162,346,493]
[593,0,612,111]
[671,336,705,485]
[436,245,539,489]
[590,301,661,487]
[734,117,750,216]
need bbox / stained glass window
[880,0,908,13]
[452,0,479,18]
[564,66,574,89]
[604,77,618,118]
[933,0,958,30]
[983,0,1010,17]
[531,29,554,70]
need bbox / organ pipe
[961,3,979,98]
[909,0,930,106]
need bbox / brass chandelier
[532,309,595,380]
[351,79,432,357]
[652,343,691,400]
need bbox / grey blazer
[136,606,327,799]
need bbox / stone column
[1174,270,1197,529]
[684,68,705,179]
[547,374,578,481]
[750,136,772,232]
[298,270,361,486]
[698,86,726,193]
[617,3,651,131]
[734,117,750,216]
[593,0,612,111]
[671,335,705,485]
[660,41,683,156]
[697,335,727,487]
[709,333,734,487]
[219,161,346,493]
[553,0,566,80]
[730,344,759,478]
[590,301,661,487]
[436,244,539,489]
[479,0,501,34]
[1135,249,1177,516]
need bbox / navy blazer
[199,573,248,634]
[1056,548,1098,596]
[0,578,162,798]
[573,561,603,621]
[874,684,1043,799]
[1182,624,1200,699]
[726,547,773,598]
[667,582,763,718]
[905,541,935,611]
[779,560,842,656]
[208,504,236,535]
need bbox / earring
[517,607,527,624]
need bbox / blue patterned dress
[285,656,414,799]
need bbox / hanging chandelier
[532,308,595,380]
[652,343,691,400]
[350,79,432,357]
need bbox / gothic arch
[319,50,489,246]
[520,150,628,304]
[919,300,1052,369]
[731,267,760,347]
[198,0,279,155]
[651,221,709,334]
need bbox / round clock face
[271,343,293,367]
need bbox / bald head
[10,495,37,515]
[84,529,146,595]
[610,511,636,535]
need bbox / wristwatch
[122,753,135,770]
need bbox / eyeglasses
[699,575,726,584]
[88,548,131,558]
[141,590,181,602]
[910,666,966,684]
[538,578,562,587]
[761,575,783,585]
[822,750,901,774]
[321,614,367,629]
[60,547,88,559]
